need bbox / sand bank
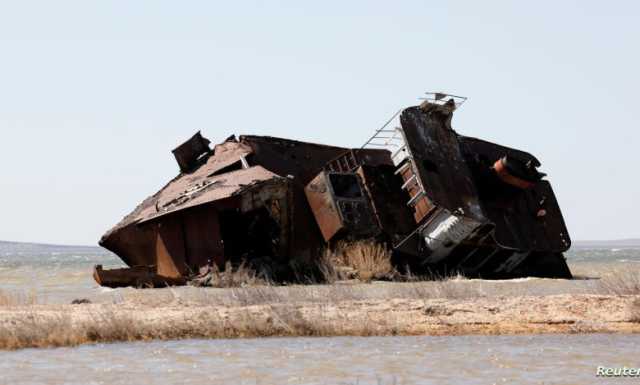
[0,292,638,350]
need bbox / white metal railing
[362,92,466,151]
[361,109,404,151]
[418,92,467,108]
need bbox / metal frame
[418,92,467,108]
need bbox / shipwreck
[96,93,572,287]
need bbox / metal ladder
[361,109,427,210]
[325,150,360,173]
[396,157,427,213]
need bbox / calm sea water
[1,242,639,384]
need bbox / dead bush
[596,271,640,295]
[320,240,396,282]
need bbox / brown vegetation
[1,291,640,350]
[595,270,640,295]
[318,240,396,282]
[0,289,37,307]
[630,298,640,323]
[190,261,270,288]
[142,279,485,309]
[591,270,640,324]
[2,259,640,350]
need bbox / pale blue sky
[0,1,638,245]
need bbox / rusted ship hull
[97,96,571,287]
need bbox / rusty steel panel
[239,135,389,259]
[356,164,415,240]
[239,135,353,255]
[305,170,380,242]
[305,172,343,242]
[139,165,283,224]
[399,104,485,223]
[99,223,157,268]
[172,131,211,172]
[155,217,187,278]
[459,136,571,252]
[93,265,185,288]
[183,205,224,269]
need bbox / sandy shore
[1,292,639,350]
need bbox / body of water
[2,241,640,303]
[1,242,639,384]
[0,334,637,385]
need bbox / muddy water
[1,334,637,385]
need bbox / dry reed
[629,299,640,323]
[595,270,640,295]
[2,289,639,350]
[122,277,483,309]
[0,303,403,350]
[0,289,38,307]
[319,240,396,282]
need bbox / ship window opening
[329,173,362,199]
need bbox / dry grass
[401,264,467,282]
[190,261,270,288]
[319,240,396,282]
[0,312,74,349]
[404,279,483,300]
[0,303,402,350]
[0,289,38,307]
[121,277,484,309]
[0,310,156,350]
[2,292,640,350]
[590,271,640,322]
[630,298,640,323]
[595,270,640,295]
